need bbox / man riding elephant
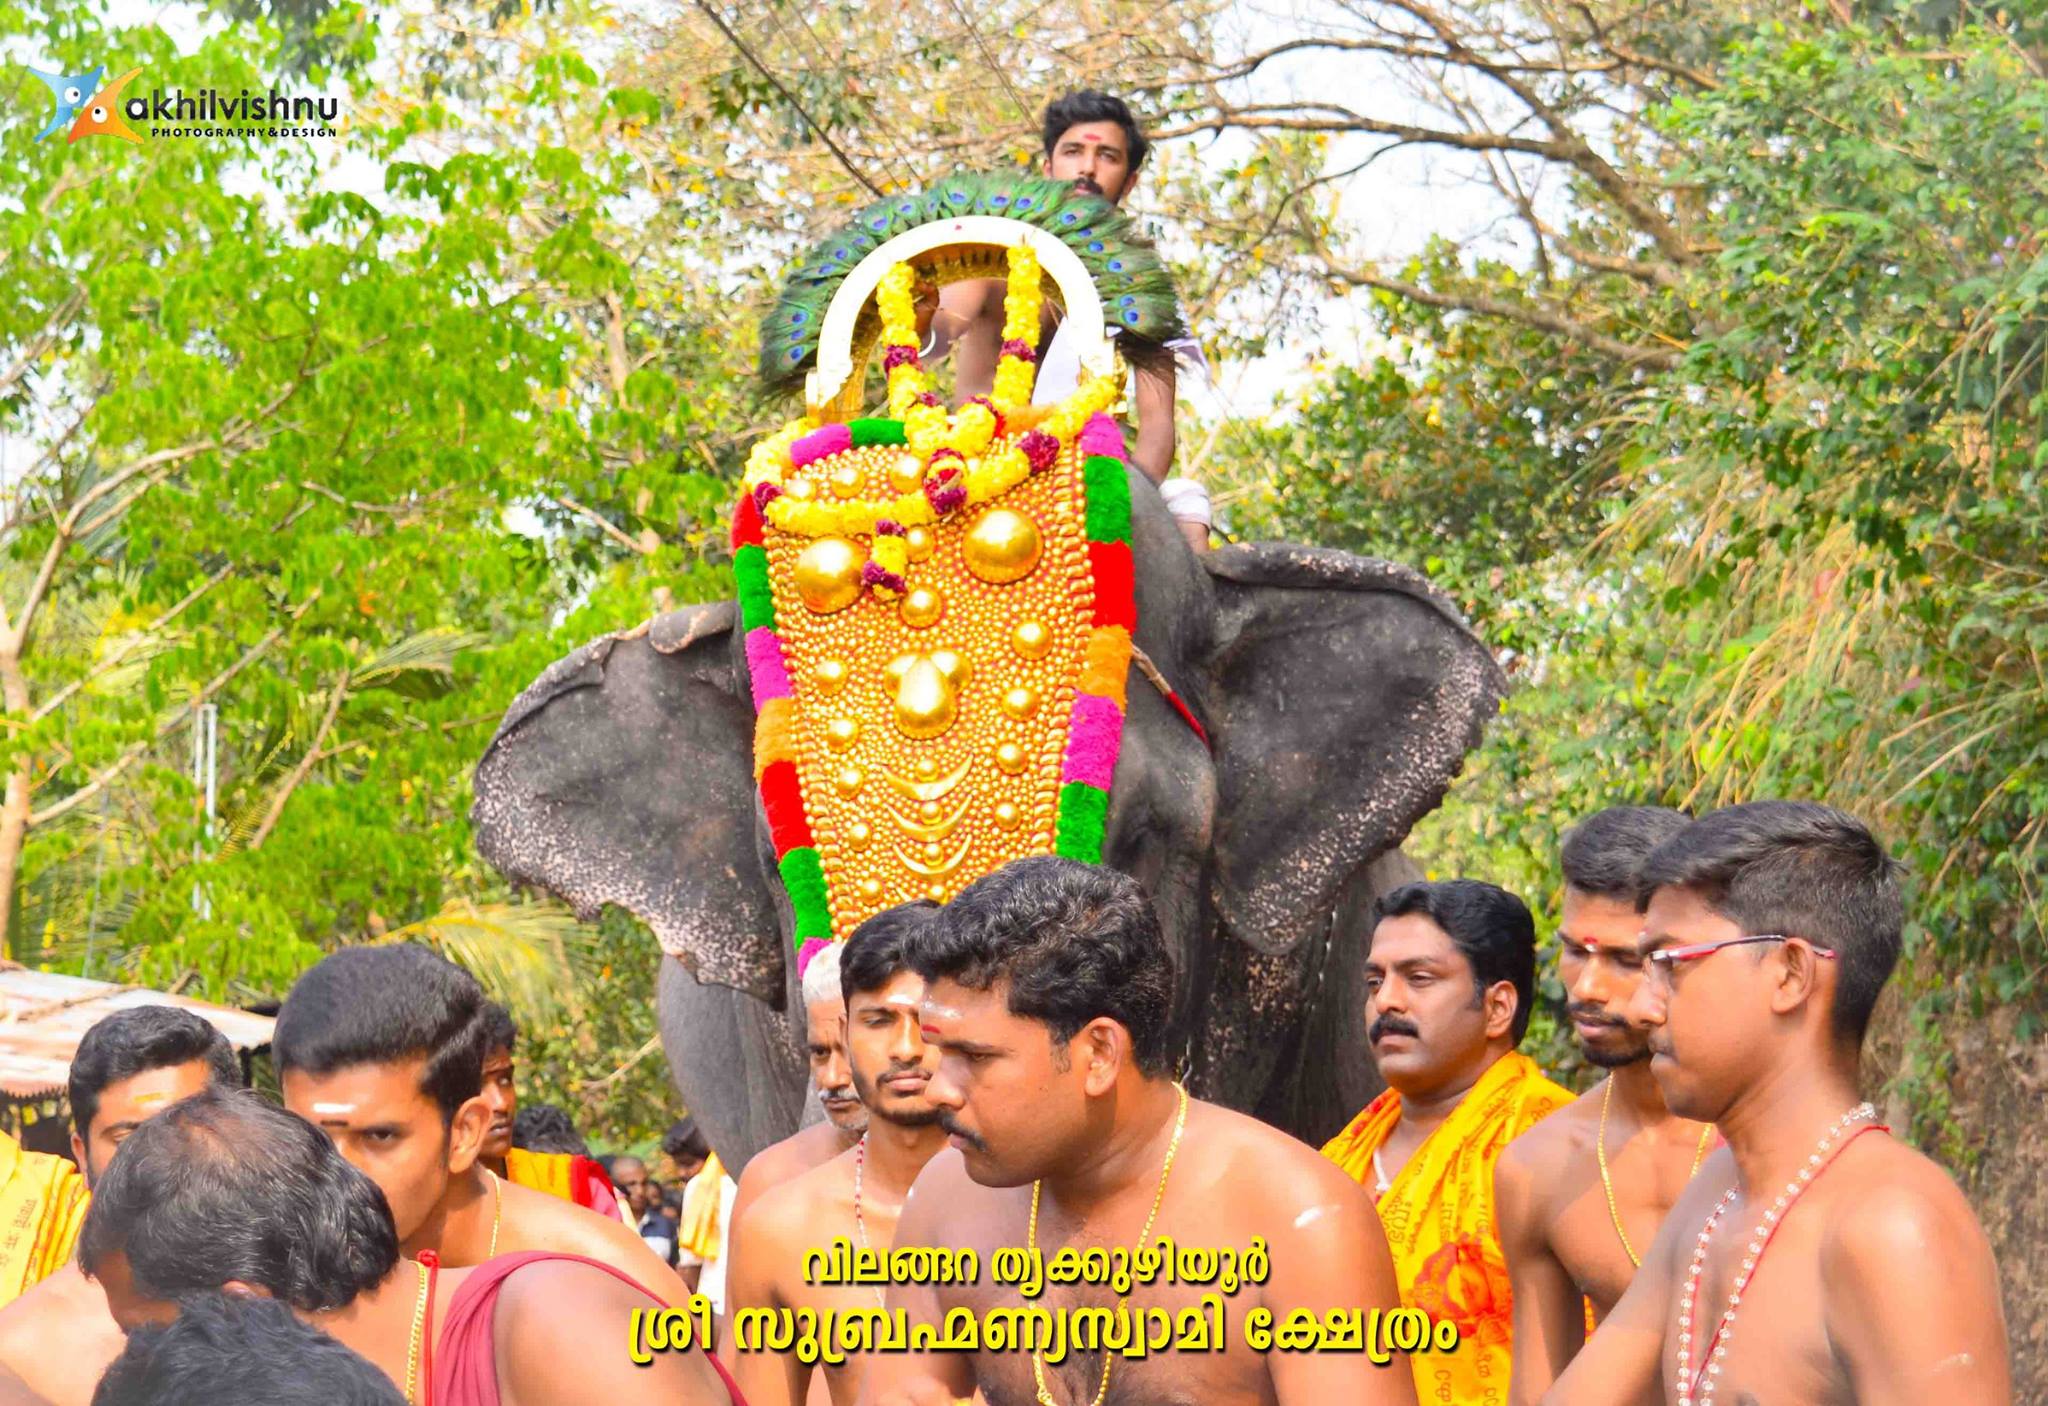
[471,174,1503,1171]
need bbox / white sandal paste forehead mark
[311,1102,359,1116]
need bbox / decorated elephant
[470,176,1504,1168]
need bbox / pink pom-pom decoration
[1079,413,1127,460]
[1061,694,1125,790]
[883,344,920,372]
[744,628,795,707]
[1000,339,1038,363]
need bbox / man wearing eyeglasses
[1541,801,2010,1406]
[1495,806,1710,1405]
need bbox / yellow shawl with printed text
[0,1130,88,1309]
[1323,1051,1573,1406]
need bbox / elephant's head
[472,471,1503,1166]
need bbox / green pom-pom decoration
[734,544,776,632]
[1081,456,1132,543]
[1054,783,1110,862]
[849,418,907,447]
[779,847,833,940]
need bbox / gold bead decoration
[900,585,945,629]
[835,765,865,797]
[963,508,1043,585]
[904,526,935,563]
[922,841,943,862]
[894,657,958,740]
[914,758,938,780]
[888,453,926,494]
[858,878,883,900]
[993,802,1022,831]
[826,718,861,751]
[995,743,1027,775]
[795,537,864,615]
[1001,687,1040,721]
[828,462,865,500]
[813,659,850,695]
[1012,620,1053,659]
[928,649,970,687]
[926,882,947,903]
[918,801,941,823]
[847,822,873,849]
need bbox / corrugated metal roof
[0,966,275,1101]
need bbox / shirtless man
[730,904,948,1406]
[77,1090,739,1405]
[927,90,1207,551]
[729,939,870,1245]
[1496,806,1700,1402]
[867,856,1418,1406]
[1543,801,2010,1406]
[273,945,687,1305]
[0,1005,242,1406]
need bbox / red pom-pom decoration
[883,344,920,372]
[1000,338,1037,363]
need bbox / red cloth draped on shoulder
[429,1250,743,1406]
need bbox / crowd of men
[0,83,2017,1406]
[0,798,2016,1404]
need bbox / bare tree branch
[246,668,351,850]
[1327,257,1683,368]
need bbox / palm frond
[369,897,599,1028]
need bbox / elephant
[471,466,1505,1170]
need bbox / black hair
[273,945,489,1125]
[77,1089,399,1313]
[910,856,1175,1077]
[69,1006,242,1153]
[841,901,943,1005]
[92,1293,405,1406]
[595,1152,619,1178]
[1637,801,1904,1043]
[512,1103,589,1157]
[481,1001,518,1057]
[661,1117,710,1165]
[1559,806,1691,900]
[1375,880,1539,1044]
[1041,90,1150,169]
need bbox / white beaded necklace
[1674,1102,1880,1406]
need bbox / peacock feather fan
[758,171,1187,395]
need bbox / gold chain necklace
[1597,1076,1714,1269]
[404,1258,430,1404]
[1027,1082,1187,1406]
[485,1168,502,1259]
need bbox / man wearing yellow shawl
[0,1127,85,1305]
[1325,880,1573,1406]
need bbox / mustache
[1566,1003,1630,1029]
[818,1084,858,1104]
[1369,1014,1420,1044]
[1072,177,1103,195]
[938,1110,987,1152]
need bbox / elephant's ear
[1201,544,1505,957]
[472,602,785,1003]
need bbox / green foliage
[1211,15,2048,1106]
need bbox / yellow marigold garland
[745,245,1123,559]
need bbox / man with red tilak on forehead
[1541,802,2010,1406]
[1496,805,1709,1403]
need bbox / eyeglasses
[1644,934,1837,987]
